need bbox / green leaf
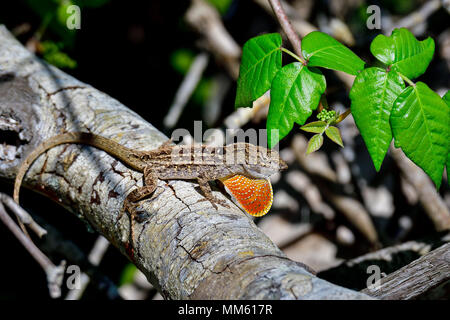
[170,49,195,74]
[119,263,137,286]
[307,134,324,154]
[267,63,326,148]
[57,1,74,27]
[301,31,365,75]
[443,90,450,105]
[443,90,450,184]
[235,33,282,107]
[206,0,233,15]
[325,126,344,147]
[350,67,405,171]
[300,121,327,133]
[40,41,77,69]
[370,28,435,79]
[25,0,77,46]
[390,82,449,188]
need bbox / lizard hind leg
[118,166,158,249]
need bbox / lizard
[13,132,288,247]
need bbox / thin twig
[185,0,241,79]
[253,0,316,38]
[0,192,47,237]
[163,52,209,129]
[291,135,379,245]
[65,236,110,300]
[35,215,121,300]
[0,200,65,298]
[390,146,450,231]
[255,0,355,89]
[268,0,306,63]
[385,0,442,35]
[203,73,231,126]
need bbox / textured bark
[361,243,450,300]
[0,26,372,300]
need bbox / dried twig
[185,0,241,79]
[203,73,231,126]
[291,135,337,182]
[119,268,157,300]
[35,216,121,300]
[285,170,335,220]
[390,146,450,231]
[65,236,110,300]
[385,0,442,35]
[258,214,313,249]
[0,195,65,298]
[0,192,47,237]
[291,135,379,245]
[325,192,379,245]
[163,52,209,129]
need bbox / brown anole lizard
[13,132,287,244]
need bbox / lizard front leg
[196,177,230,210]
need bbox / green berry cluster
[317,109,336,121]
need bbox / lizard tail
[13,132,143,204]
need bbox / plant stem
[281,47,304,63]
[268,0,306,65]
[35,12,52,42]
[334,108,352,124]
[398,72,415,87]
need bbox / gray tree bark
[0,25,372,299]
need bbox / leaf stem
[281,47,306,64]
[397,72,415,87]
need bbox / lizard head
[252,145,288,178]
[231,143,288,179]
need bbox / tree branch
[318,232,450,291]
[0,25,371,299]
[361,242,450,299]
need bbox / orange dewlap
[220,174,273,217]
